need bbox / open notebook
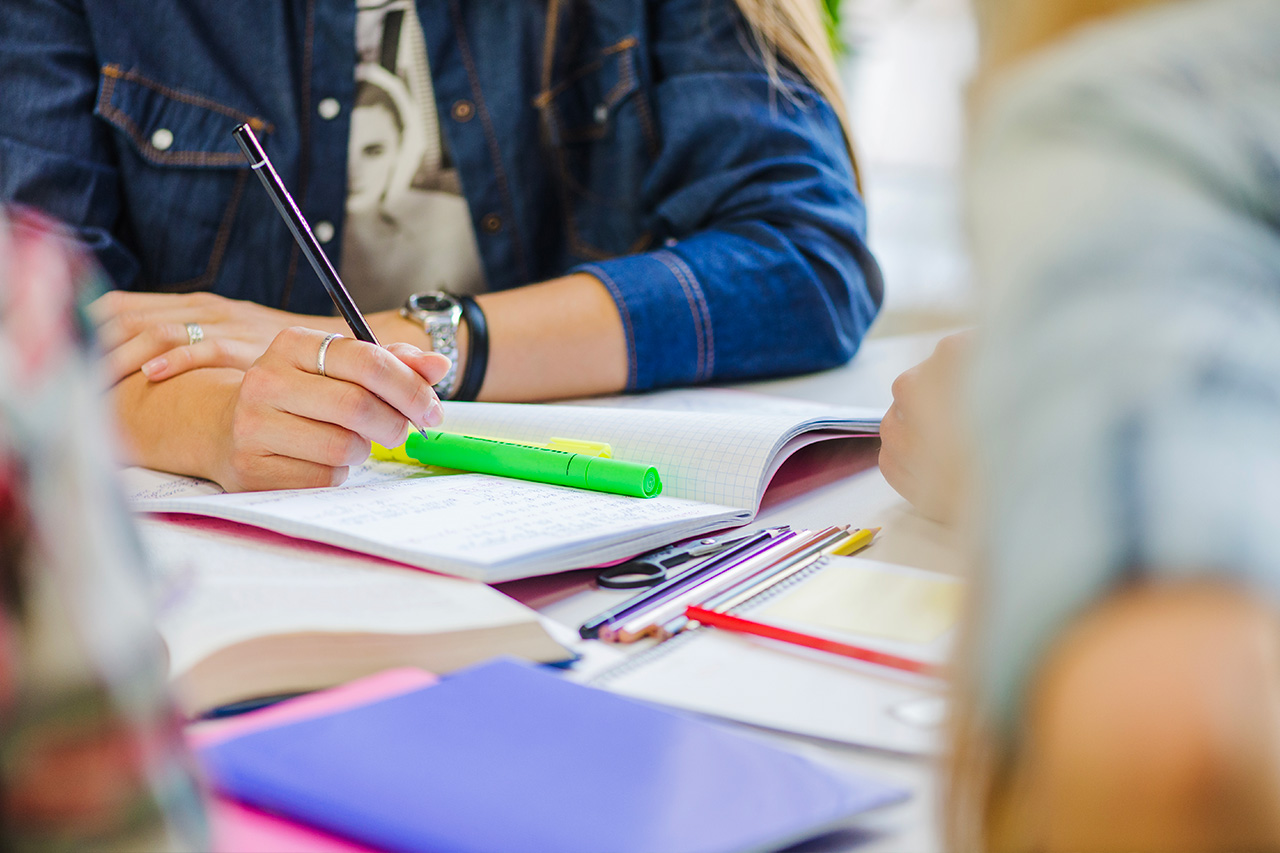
[125,390,881,582]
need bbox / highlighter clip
[372,435,612,463]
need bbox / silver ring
[184,322,204,346]
[316,332,343,378]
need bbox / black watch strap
[454,295,488,402]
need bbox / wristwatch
[401,291,462,399]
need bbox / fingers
[100,322,196,385]
[271,328,445,433]
[877,401,921,504]
[91,291,222,348]
[222,365,386,491]
[140,338,260,380]
[252,368,415,450]
[214,327,448,492]
[222,446,352,493]
[385,341,453,386]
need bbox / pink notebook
[188,668,438,853]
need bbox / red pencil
[684,605,942,678]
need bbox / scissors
[596,531,761,590]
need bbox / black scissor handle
[595,531,760,590]
[596,559,669,589]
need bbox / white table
[175,329,954,852]
[524,330,957,853]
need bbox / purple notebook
[201,658,907,853]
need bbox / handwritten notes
[127,461,747,582]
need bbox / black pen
[232,123,378,344]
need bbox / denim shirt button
[314,221,335,244]
[593,103,609,125]
[480,214,502,234]
[317,98,341,120]
[451,100,474,122]
[150,128,174,151]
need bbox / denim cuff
[573,248,714,392]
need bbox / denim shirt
[0,0,882,390]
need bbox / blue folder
[201,658,907,853]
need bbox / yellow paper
[759,560,962,644]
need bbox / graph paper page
[439,396,881,508]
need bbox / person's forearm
[111,367,240,480]
[366,273,628,401]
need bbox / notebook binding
[586,628,704,686]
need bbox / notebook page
[127,460,745,581]
[440,399,881,508]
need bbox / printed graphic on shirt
[343,0,485,310]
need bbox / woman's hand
[879,331,972,524]
[211,327,450,492]
[89,290,344,385]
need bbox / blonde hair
[733,0,862,187]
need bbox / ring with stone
[184,322,204,346]
[316,332,343,378]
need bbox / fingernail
[141,357,167,378]
[419,397,444,429]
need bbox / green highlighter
[392,430,662,499]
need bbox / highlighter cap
[570,455,662,498]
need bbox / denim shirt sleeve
[0,0,141,289]
[965,0,1280,740]
[572,0,882,391]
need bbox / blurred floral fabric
[0,207,205,851]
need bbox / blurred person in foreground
[879,0,1280,849]
[0,206,204,850]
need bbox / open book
[126,390,881,583]
[142,517,572,716]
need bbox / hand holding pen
[181,125,452,491]
[213,327,448,490]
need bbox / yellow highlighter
[372,435,613,463]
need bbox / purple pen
[578,528,789,640]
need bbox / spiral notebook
[587,556,959,755]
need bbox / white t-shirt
[341,0,485,311]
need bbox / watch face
[411,293,457,314]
